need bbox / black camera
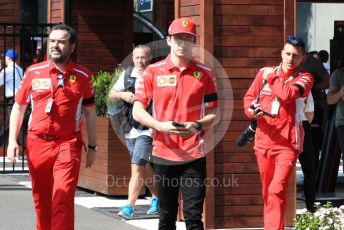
[236,120,257,147]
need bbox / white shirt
[112,67,151,139]
[296,93,314,122]
[323,63,330,75]
[0,62,23,98]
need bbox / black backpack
[123,67,152,131]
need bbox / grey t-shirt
[329,68,344,127]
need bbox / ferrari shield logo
[70,75,77,84]
[182,20,188,27]
[193,71,202,79]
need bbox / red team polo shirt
[15,60,95,136]
[135,55,218,162]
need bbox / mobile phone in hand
[172,121,185,127]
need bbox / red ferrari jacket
[244,65,314,153]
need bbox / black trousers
[0,97,14,147]
[154,157,206,230]
[299,121,317,212]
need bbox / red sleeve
[134,66,154,108]
[243,70,264,119]
[204,70,218,110]
[267,72,314,102]
[15,70,32,105]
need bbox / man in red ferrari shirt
[133,18,218,229]
[7,24,97,230]
[244,36,314,230]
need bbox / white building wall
[297,2,344,63]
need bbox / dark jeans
[336,126,344,174]
[154,157,206,230]
[0,97,14,147]
[299,121,317,212]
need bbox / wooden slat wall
[70,0,133,73]
[0,0,19,23]
[79,117,132,195]
[0,0,20,62]
[48,0,133,72]
[48,0,64,23]
[176,0,297,228]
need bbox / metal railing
[0,23,54,173]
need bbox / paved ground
[0,174,143,230]
[1,160,344,230]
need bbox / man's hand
[262,67,275,80]
[249,102,264,118]
[7,141,20,164]
[85,149,96,168]
[121,92,136,104]
[157,121,192,137]
[339,86,344,101]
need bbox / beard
[49,50,69,63]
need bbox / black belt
[36,133,60,140]
[32,132,81,141]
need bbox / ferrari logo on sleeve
[193,71,202,79]
[70,75,77,84]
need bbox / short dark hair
[133,44,152,57]
[50,24,77,44]
[286,35,306,52]
[309,51,320,59]
[318,50,329,63]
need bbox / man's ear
[302,53,307,62]
[70,43,76,53]
[166,36,172,46]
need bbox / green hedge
[92,68,123,116]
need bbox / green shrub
[92,68,123,116]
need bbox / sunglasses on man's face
[57,73,64,88]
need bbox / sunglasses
[57,73,64,88]
[287,35,305,44]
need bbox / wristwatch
[194,121,202,132]
[88,144,98,151]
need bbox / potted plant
[92,69,122,116]
[78,68,132,196]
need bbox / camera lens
[236,120,257,147]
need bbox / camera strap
[256,80,268,103]
[253,79,275,118]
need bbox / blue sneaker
[117,204,134,219]
[146,197,159,215]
